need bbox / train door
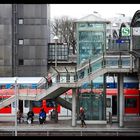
[23,100,30,114]
[106,95,112,116]
[112,96,117,116]
[19,100,23,113]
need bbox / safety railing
[0,85,15,108]
[36,72,76,96]
[23,54,133,101]
[76,54,132,81]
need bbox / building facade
[0,4,50,77]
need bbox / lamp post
[14,77,18,136]
[53,35,59,68]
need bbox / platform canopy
[0,77,43,84]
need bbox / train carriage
[0,76,139,117]
[0,77,60,115]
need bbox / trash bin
[51,110,58,123]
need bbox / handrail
[0,85,15,108]
[36,54,132,87]
[0,53,134,107]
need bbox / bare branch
[51,16,77,54]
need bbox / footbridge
[0,54,136,110]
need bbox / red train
[80,75,140,116]
[0,78,61,115]
[0,76,140,116]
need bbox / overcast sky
[51,4,140,19]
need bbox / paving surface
[0,115,140,136]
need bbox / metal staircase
[0,54,135,110]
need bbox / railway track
[0,129,140,136]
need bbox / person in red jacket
[79,107,87,128]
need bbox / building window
[48,43,68,61]
[18,59,24,65]
[18,39,24,45]
[18,19,23,24]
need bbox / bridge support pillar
[118,73,124,127]
[72,88,76,127]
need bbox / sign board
[133,27,140,36]
[116,39,129,44]
[121,27,130,36]
[116,39,124,44]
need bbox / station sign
[121,27,130,36]
[116,39,130,44]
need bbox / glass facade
[77,23,106,64]
[79,93,104,120]
[78,76,104,120]
[48,43,68,61]
[76,19,107,121]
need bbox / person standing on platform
[79,107,87,128]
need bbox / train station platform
[0,116,140,136]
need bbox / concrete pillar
[130,27,133,71]
[103,74,106,120]
[117,74,120,122]
[118,73,124,127]
[72,88,76,127]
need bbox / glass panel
[46,100,55,107]
[25,100,29,108]
[78,31,104,64]
[122,58,130,67]
[106,58,118,68]
[133,36,140,50]
[78,23,104,30]
[79,93,104,120]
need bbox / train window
[79,71,85,79]
[19,84,28,89]
[32,101,42,107]
[25,100,29,108]
[125,98,137,108]
[46,100,55,107]
[106,98,111,108]
[0,85,6,89]
[0,98,3,101]
[32,84,37,89]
